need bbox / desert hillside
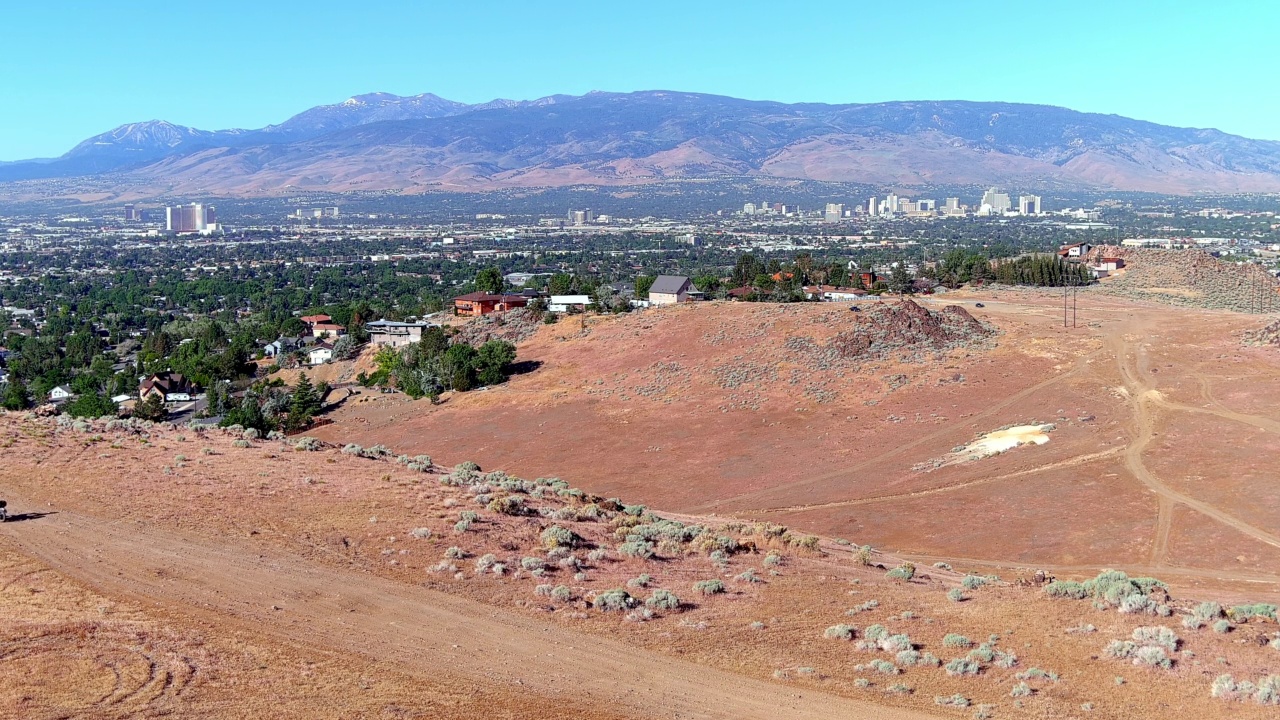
[313,294,1280,597]
[2,414,1279,719]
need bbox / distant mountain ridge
[5,90,1280,195]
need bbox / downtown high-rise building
[165,203,216,233]
[1019,195,1042,215]
[981,188,1012,213]
[867,197,877,216]
[824,203,844,222]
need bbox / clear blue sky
[2,0,1276,160]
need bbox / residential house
[139,372,195,402]
[548,294,594,313]
[310,322,346,339]
[726,286,756,300]
[367,319,435,348]
[49,385,74,402]
[1089,257,1125,278]
[309,342,334,365]
[263,336,298,358]
[299,314,332,325]
[605,281,635,298]
[803,285,869,302]
[1059,242,1093,260]
[648,275,693,305]
[452,292,530,317]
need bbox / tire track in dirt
[0,498,940,720]
[697,349,1107,513]
[742,448,1123,516]
[1108,324,1280,565]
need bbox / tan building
[648,275,693,305]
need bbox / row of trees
[991,255,1094,286]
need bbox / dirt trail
[1107,322,1280,565]
[746,448,1124,516]
[0,498,939,720]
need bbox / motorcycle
[0,500,7,522]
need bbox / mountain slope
[6,90,1280,194]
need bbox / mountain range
[5,90,1280,198]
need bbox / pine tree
[290,372,320,429]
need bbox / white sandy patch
[965,425,1053,456]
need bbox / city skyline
[2,0,1278,160]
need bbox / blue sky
[2,0,1275,160]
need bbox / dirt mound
[1090,245,1280,313]
[812,300,996,365]
[452,308,543,345]
[1242,318,1280,346]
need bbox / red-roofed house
[453,292,530,317]
[310,322,346,338]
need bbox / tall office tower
[981,188,1012,213]
[824,203,844,222]
[945,197,960,211]
[743,203,757,215]
[885,193,899,214]
[165,203,214,233]
[867,197,877,216]
[123,204,138,222]
[918,199,936,212]
[1019,195,1042,215]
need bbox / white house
[549,294,594,313]
[648,275,693,305]
[1059,242,1093,259]
[49,385,74,402]
[367,319,435,348]
[309,342,334,365]
[803,285,869,302]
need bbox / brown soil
[2,417,1279,719]
[313,295,1280,598]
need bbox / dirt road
[0,497,939,720]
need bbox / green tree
[2,378,31,411]
[731,254,765,287]
[418,326,450,358]
[889,261,913,294]
[634,275,657,298]
[475,340,517,386]
[548,273,575,296]
[475,267,505,295]
[132,393,168,421]
[442,343,478,392]
[829,263,850,287]
[66,392,118,419]
[279,317,307,337]
[288,372,320,430]
[332,334,358,360]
